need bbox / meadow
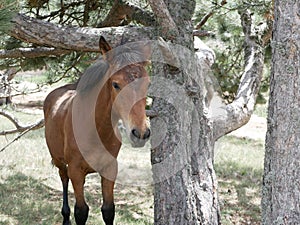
[0,95,266,224]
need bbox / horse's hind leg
[55,161,71,225]
[101,177,115,225]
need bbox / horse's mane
[77,42,149,95]
[108,43,149,71]
[77,57,109,94]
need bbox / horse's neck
[94,83,116,137]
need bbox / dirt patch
[228,114,267,140]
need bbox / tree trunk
[149,1,269,223]
[262,1,300,224]
[149,1,220,224]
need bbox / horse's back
[43,83,77,164]
[44,83,77,118]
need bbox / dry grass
[0,108,153,225]
[215,136,264,225]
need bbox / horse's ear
[99,36,112,57]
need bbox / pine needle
[0,0,19,33]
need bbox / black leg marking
[101,204,115,225]
[62,205,71,225]
[62,180,70,224]
[74,203,89,225]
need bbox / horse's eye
[112,82,121,90]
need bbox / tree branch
[0,109,44,136]
[212,10,271,141]
[7,14,213,57]
[193,29,214,37]
[0,47,71,58]
[0,109,21,129]
[148,0,178,39]
[195,0,227,29]
[98,0,155,28]
[1,68,18,81]
[9,14,153,52]
[0,117,44,152]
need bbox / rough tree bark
[262,1,300,224]
[149,1,221,224]
[149,1,269,224]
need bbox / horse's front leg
[69,166,89,225]
[59,166,71,225]
[101,177,115,225]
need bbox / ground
[0,71,266,224]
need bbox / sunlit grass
[254,103,268,118]
[215,136,264,225]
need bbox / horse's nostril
[131,129,141,139]
[143,128,151,139]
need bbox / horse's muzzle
[130,128,151,147]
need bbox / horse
[43,36,151,225]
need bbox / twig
[193,30,214,37]
[0,109,22,129]
[0,118,44,152]
[195,0,227,29]
[0,109,45,135]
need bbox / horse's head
[99,37,151,147]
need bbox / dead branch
[212,10,272,141]
[0,47,71,59]
[195,0,227,29]
[0,118,44,152]
[9,14,153,52]
[0,109,21,129]
[193,30,214,37]
[2,68,19,81]
[0,109,45,135]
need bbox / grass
[0,100,265,224]
[0,110,153,225]
[254,103,268,118]
[215,136,264,225]
[13,71,49,85]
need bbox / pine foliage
[194,0,272,103]
[0,0,18,33]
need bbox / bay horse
[43,36,151,225]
